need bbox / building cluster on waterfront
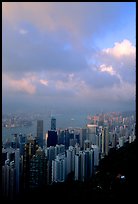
[2,112,136,199]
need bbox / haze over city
[2,2,136,115]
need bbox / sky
[2,2,136,116]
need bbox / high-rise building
[22,139,38,190]
[47,130,57,147]
[74,151,85,181]
[2,159,10,197]
[2,148,7,166]
[52,154,66,183]
[84,140,91,150]
[7,148,15,162]
[29,147,47,189]
[46,146,56,184]
[19,134,26,156]
[37,120,43,148]
[101,127,109,157]
[15,148,20,194]
[9,161,15,199]
[64,129,70,149]
[55,144,65,156]
[119,137,124,147]
[57,130,65,145]
[86,124,97,145]
[51,117,56,130]
[84,150,93,179]
[105,127,109,155]
[66,146,75,175]
[91,145,99,166]
[22,144,30,191]
[74,149,93,181]
[46,144,66,184]
[80,128,87,149]
[2,159,16,199]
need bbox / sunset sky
[2,2,136,115]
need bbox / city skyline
[2,110,136,199]
[2,2,136,114]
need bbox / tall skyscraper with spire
[47,117,57,147]
[51,117,56,130]
[37,120,43,148]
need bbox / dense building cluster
[2,112,136,199]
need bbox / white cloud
[87,39,136,86]
[99,64,115,75]
[40,79,48,86]
[103,39,135,58]
[98,64,123,83]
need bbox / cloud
[98,82,135,102]
[103,39,135,58]
[3,74,36,94]
[76,80,135,105]
[102,40,135,84]
[2,22,88,75]
[40,79,48,86]
[2,2,128,44]
[99,64,115,75]
[55,74,85,95]
[98,64,123,83]
[2,3,136,114]
[87,39,135,85]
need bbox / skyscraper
[37,120,43,148]
[87,124,97,145]
[52,154,66,183]
[51,117,56,130]
[47,130,57,147]
[101,127,109,156]
[74,150,93,181]
[91,145,99,166]
[15,148,20,194]
[66,146,75,174]
[29,147,47,189]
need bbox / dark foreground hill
[2,140,137,203]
